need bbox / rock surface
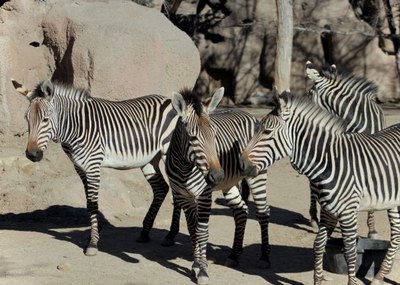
[0,0,200,138]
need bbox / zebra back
[281,93,400,206]
[88,95,177,159]
[26,81,178,165]
[306,61,385,134]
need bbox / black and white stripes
[241,92,400,285]
[166,88,270,285]
[306,62,385,237]
[22,80,179,255]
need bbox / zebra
[240,91,400,285]
[166,87,270,285]
[305,61,385,239]
[12,79,180,256]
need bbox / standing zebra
[166,88,270,285]
[305,61,385,239]
[12,79,179,256]
[240,91,400,285]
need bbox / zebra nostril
[26,148,43,162]
[239,156,258,177]
[207,168,224,186]
[239,156,251,175]
[239,156,246,171]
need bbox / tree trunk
[274,0,293,93]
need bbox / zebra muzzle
[207,168,224,187]
[26,148,43,162]
[239,156,258,177]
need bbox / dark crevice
[29,41,40,47]
[0,0,10,7]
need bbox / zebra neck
[53,97,90,144]
[170,126,194,168]
[289,126,339,182]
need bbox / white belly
[359,195,400,211]
[101,149,157,169]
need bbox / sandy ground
[1,107,400,285]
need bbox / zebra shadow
[0,204,320,284]
[0,205,193,277]
[4,205,397,285]
[213,198,317,234]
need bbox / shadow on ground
[4,205,396,284]
[213,197,317,234]
[0,204,317,285]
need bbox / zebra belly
[359,196,400,211]
[101,150,158,169]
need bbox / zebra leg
[179,195,201,278]
[246,174,271,268]
[137,157,171,243]
[240,178,250,204]
[338,213,359,285]
[371,207,400,285]
[159,152,182,246]
[75,165,102,256]
[309,182,319,229]
[313,209,337,285]
[162,195,181,246]
[194,187,212,285]
[222,185,248,268]
[367,210,378,239]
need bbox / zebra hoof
[368,231,378,239]
[224,257,239,268]
[257,257,271,269]
[85,246,98,256]
[192,262,201,278]
[310,219,319,229]
[161,237,175,247]
[136,233,150,243]
[197,270,209,285]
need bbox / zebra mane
[31,81,92,101]
[318,67,378,101]
[286,93,347,134]
[178,87,203,116]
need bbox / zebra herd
[12,61,400,285]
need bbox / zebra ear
[206,87,224,113]
[11,79,33,100]
[277,90,290,112]
[40,80,54,101]
[171,91,187,117]
[306,61,319,81]
[330,64,337,74]
[272,86,284,110]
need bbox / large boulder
[0,0,199,215]
[0,0,200,137]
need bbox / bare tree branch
[294,25,400,39]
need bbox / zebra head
[240,91,292,177]
[171,87,225,187]
[306,60,337,83]
[12,79,58,162]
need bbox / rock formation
[0,0,200,138]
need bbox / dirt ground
[1,107,400,285]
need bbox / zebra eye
[264,129,273,135]
[42,117,49,123]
